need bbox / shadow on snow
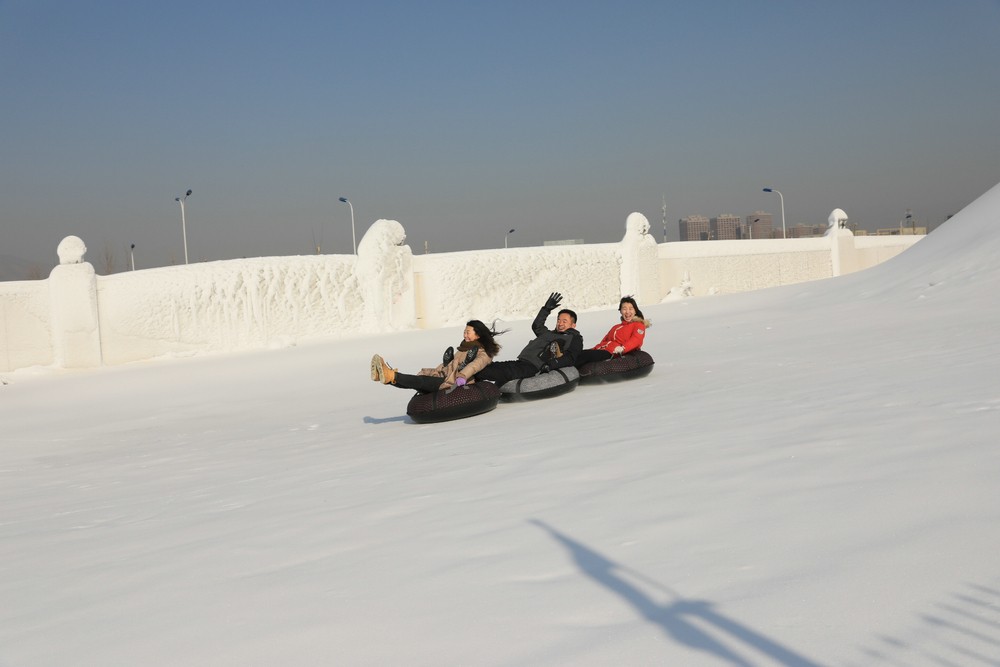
[530,519,825,667]
[850,580,1000,667]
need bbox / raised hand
[544,292,563,310]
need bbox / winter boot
[370,354,396,384]
[548,341,563,358]
[442,346,455,366]
[464,348,478,365]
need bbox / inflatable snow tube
[578,351,654,385]
[406,381,501,424]
[498,366,580,402]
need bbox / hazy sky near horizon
[2,0,999,271]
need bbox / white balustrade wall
[0,216,921,372]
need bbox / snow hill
[2,182,999,665]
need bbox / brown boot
[370,354,396,384]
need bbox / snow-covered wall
[412,245,621,329]
[658,238,834,297]
[0,213,922,372]
[0,279,52,370]
[96,256,361,365]
[854,235,923,268]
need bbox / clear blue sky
[2,0,999,271]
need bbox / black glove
[543,292,562,310]
[538,363,552,373]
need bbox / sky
[1,181,999,665]
[2,0,999,274]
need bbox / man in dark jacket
[474,293,584,385]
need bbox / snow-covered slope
[1,183,999,666]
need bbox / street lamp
[130,243,136,271]
[175,189,192,264]
[505,228,515,248]
[338,197,356,254]
[762,188,785,239]
[661,194,667,243]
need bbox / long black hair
[619,296,645,322]
[467,319,507,358]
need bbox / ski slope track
[2,182,1000,665]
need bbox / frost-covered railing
[412,245,621,329]
[0,212,921,371]
[95,256,361,365]
[1,279,52,370]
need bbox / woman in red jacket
[576,296,651,366]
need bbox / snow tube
[498,366,579,402]
[578,351,654,384]
[406,381,501,424]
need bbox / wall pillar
[826,208,859,277]
[355,219,416,332]
[48,236,102,368]
[619,212,662,302]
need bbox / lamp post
[130,243,135,271]
[338,197,356,254]
[661,194,667,243]
[175,189,192,264]
[762,188,785,239]
[505,228,515,248]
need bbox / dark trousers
[576,349,613,365]
[392,372,444,393]
[474,359,538,385]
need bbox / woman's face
[464,325,480,342]
[620,301,636,322]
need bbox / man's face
[555,313,574,332]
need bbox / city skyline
[2,1,999,273]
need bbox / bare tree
[102,242,117,275]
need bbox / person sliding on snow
[371,320,504,393]
[473,293,583,386]
[575,295,650,366]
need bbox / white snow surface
[2,183,1000,665]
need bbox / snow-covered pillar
[619,212,661,302]
[48,236,103,368]
[825,208,858,277]
[355,219,415,331]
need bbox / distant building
[711,214,741,240]
[543,239,585,245]
[788,224,828,238]
[679,215,710,241]
[874,227,927,236]
[744,211,773,239]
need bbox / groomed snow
[1,182,999,665]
